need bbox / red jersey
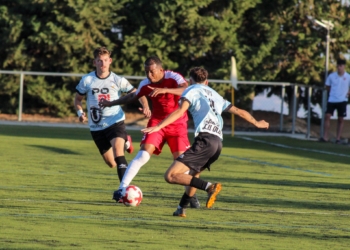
[136,70,188,123]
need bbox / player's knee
[164,172,175,184]
[104,159,116,168]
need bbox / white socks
[119,150,151,189]
[205,182,212,190]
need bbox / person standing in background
[319,58,350,144]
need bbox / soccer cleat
[173,207,186,217]
[206,183,222,208]
[112,189,123,203]
[189,194,200,208]
[126,135,134,154]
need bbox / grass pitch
[0,125,349,249]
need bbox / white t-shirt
[76,71,134,131]
[181,84,232,140]
[325,71,350,102]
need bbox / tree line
[0,0,349,117]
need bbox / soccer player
[74,46,150,186]
[141,67,269,217]
[99,56,200,208]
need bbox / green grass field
[0,124,349,249]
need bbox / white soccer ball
[122,185,143,207]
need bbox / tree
[0,0,129,116]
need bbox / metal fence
[0,70,326,139]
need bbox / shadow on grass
[218,195,350,211]
[102,216,350,240]
[0,125,145,141]
[222,136,350,165]
[27,145,82,155]
[220,177,350,190]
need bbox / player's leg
[335,102,346,143]
[112,129,166,202]
[105,122,130,182]
[322,103,335,141]
[101,149,116,168]
[112,144,154,202]
[119,127,167,189]
[166,159,221,216]
[110,137,128,181]
[166,124,200,208]
[336,117,344,143]
[173,170,200,217]
[91,129,116,168]
[170,133,223,210]
[118,143,154,189]
[91,129,124,202]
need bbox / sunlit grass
[0,125,349,249]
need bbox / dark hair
[144,56,163,67]
[337,59,346,65]
[189,67,208,83]
[93,47,111,58]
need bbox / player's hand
[141,126,161,134]
[139,107,151,118]
[147,86,167,97]
[255,120,269,129]
[99,98,112,109]
[78,112,87,123]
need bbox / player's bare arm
[99,92,139,109]
[142,100,190,134]
[74,93,86,122]
[148,82,188,97]
[136,90,151,118]
[228,105,269,129]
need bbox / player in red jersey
[99,56,200,208]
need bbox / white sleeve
[76,77,87,95]
[120,77,134,93]
[164,71,187,85]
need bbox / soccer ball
[122,185,143,207]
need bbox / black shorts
[176,133,222,173]
[90,121,127,155]
[326,102,347,117]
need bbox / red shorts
[141,119,190,155]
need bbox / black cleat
[112,189,123,203]
[189,194,200,208]
[173,207,186,217]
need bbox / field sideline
[0,124,349,249]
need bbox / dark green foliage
[0,0,129,116]
[0,0,349,116]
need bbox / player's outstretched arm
[142,100,190,134]
[127,88,151,118]
[228,105,269,129]
[148,82,188,97]
[99,92,138,108]
[138,96,151,118]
